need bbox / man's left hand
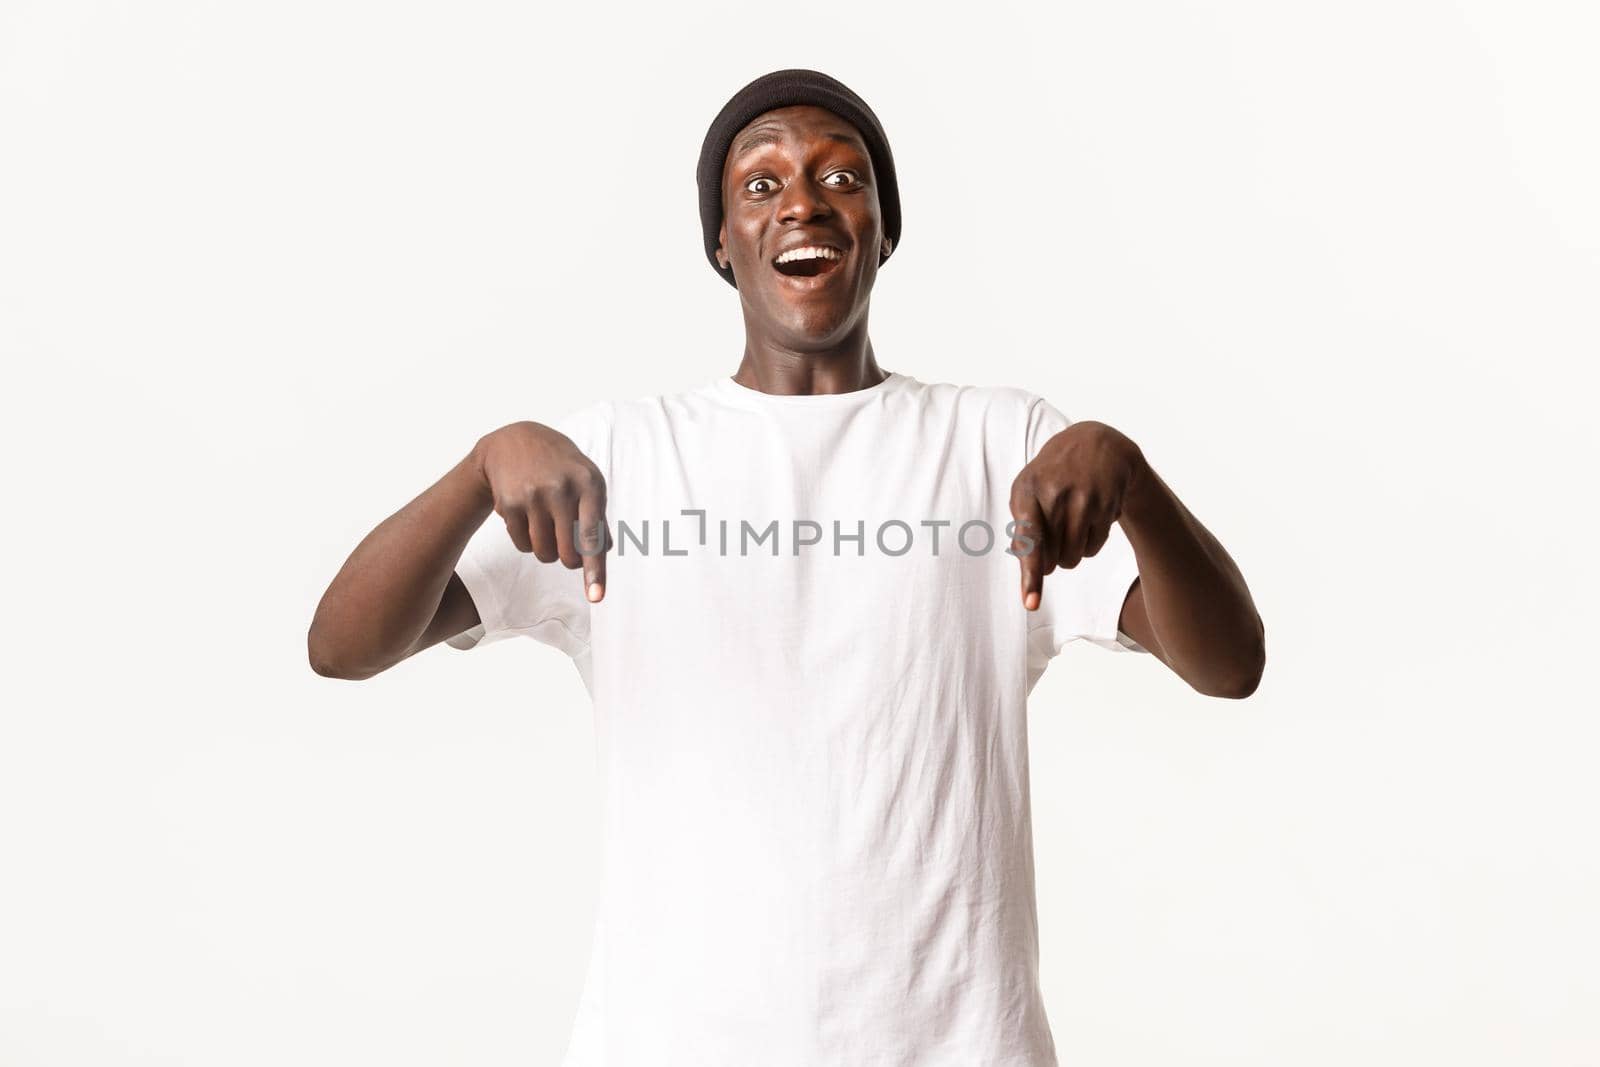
[1008,421,1148,611]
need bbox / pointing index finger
[577,472,609,602]
[1010,484,1049,612]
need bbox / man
[309,69,1264,1067]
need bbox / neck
[730,325,885,397]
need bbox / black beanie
[696,68,902,289]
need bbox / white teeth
[774,246,843,265]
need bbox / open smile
[772,244,847,285]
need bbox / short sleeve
[446,402,613,658]
[1022,395,1147,669]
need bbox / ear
[881,236,894,259]
[716,222,730,270]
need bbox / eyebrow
[730,129,865,161]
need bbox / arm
[1114,463,1265,699]
[306,421,612,680]
[1011,420,1265,699]
[307,448,495,680]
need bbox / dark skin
[308,104,1264,699]
[715,106,893,396]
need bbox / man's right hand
[472,421,610,602]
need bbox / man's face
[718,105,891,344]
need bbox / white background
[3,1,1596,1064]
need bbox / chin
[759,280,869,339]
[774,303,856,344]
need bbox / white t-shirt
[448,370,1145,1066]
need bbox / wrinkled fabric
[450,371,1144,1066]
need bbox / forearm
[1118,464,1265,697]
[308,445,494,679]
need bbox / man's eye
[746,177,776,194]
[825,170,859,186]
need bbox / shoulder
[903,375,1039,404]
[902,377,1051,424]
[554,382,723,462]
[547,398,616,448]
[548,383,710,434]
[594,381,719,430]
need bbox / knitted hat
[696,69,902,289]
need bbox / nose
[776,176,834,225]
